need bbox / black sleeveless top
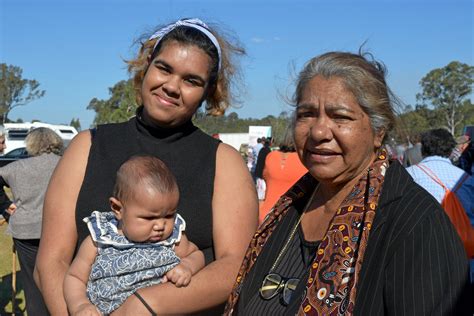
[75,109,220,263]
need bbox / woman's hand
[5,203,16,215]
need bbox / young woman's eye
[185,78,203,87]
[155,64,170,73]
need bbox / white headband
[149,18,222,71]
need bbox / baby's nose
[153,222,164,231]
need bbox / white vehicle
[2,122,78,155]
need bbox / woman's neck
[311,157,375,214]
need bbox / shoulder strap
[416,164,448,191]
[453,173,469,193]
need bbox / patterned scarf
[225,150,388,315]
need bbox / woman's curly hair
[127,20,245,117]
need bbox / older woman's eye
[296,111,313,119]
[332,114,353,122]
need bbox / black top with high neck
[75,108,220,263]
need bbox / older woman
[225,52,470,315]
[0,127,63,316]
[35,18,257,315]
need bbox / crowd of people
[0,17,472,315]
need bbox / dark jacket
[226,161,472,315]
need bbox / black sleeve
[0,176,12,211]
[383,209,472,315]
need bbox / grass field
[0,220,26,315]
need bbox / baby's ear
[109,197,123,220]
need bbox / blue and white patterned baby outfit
[84,211,185,315]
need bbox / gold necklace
[268,183,319,273]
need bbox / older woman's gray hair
[25,127,63,156]
[292,51,399,139]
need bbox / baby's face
[115,187,179,243]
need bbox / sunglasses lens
[282,278,299,305]
[259,273,282,300]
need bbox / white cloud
[251,37,265,43]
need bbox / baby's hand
[165,264,192,287]
[73,302,102,316]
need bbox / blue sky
[1,0,472,129]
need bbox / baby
[64,156,204,315]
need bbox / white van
[2,122,78,155]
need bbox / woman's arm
[113,143,259,314]
[34,130,91,315]
[63,236,100,315]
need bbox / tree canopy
[416,61,473,135]
[0,63,45,123]
[86,79,137,125]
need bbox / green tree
[398,109,430,140]
[0,63,46,123]
[416,61,473,135]
[70,118,81,131]
[87,80,137,125]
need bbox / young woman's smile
[141,40,211,128]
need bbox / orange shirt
[259,151,307,223]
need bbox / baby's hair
[113,156,178,204]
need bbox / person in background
[0,126,6,153]
[457,136,473,175]
[35,18,258,315]
[403,133,422,167]
[225,51,470,315]
[258,129,307,223]
[254,137,272,202]
[450,135,470,166]
[0,127,63,316]
[0,125,14,221]
[64,156,205,315]
[406,129,473,206]
[250,137,264,181]
[253,137,264,158]
[406,128,474,286]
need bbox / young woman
[35,18,258,315]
